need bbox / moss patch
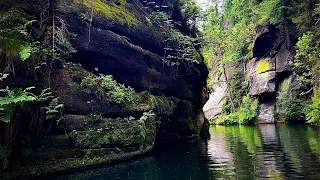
[1,146,153,179]
[174,100,194,118]
[82,0,139,26]
[257,58,271,74]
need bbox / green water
[52,124,320,180]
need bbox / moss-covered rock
[0,113,156,179]
[52,63,153,116]
[81,0,139,26]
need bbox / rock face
[203,85,226,119]
[204,25,294,124]
[0,0,208,178]
[1,114,156,179]
[248,58,276,96]
[257,101,276,123]
[248,26,293,123]
[203,61,238,120]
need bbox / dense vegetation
[201,0,320,126]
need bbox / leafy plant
[0,74,61,123]
[152,11,201,74]
[238,95,259,124]
[306,90,320,126]
[137,110,155,141]
[123,116,135,121]
[277,79,306,122]
[81,74,137,104]
[0,87,37,123]
[43,97,63,120]
[138,110,155,123]
[213,95,259,125]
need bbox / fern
[0,87,37,123]
[19,43,32,61]
[139,125,146,141]
[43,97,63,120]
[138,110,155,123]
[37,88,54,102]
[0,84,61,123]
[0,73,8,81]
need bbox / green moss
[52,135,69,140]
[147,68,159,75]
[191,44,202,63]
[153,96,178,116]
[1,146,154,179]
[175,100,194,118]
[186,117,200,134]
[257,58,271,74]
[82,0,139,26]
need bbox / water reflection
[51,125,320,180]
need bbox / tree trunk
[223,64,236,112]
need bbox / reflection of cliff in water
[49,125,320,180]
[205,127,235,178]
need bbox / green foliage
[230,68,248,108]
[123,116,135,121]
[201,2,255,81]
[238,95,259,124]
[277,79,306,122]
[138,110,155,123]
[0,87,37,123]
[43,98,63,120]
[0,75,62,123]
[137,110,154,141]
[100,75,136,104]
[81,74,137,104]
[180,0,201,30]
[214,112,240,125]
[151,11,201,73]
[0,86,62,123]
[214,95,259,125]
[292,31,320,96]
[82,0,138,26]
[222,67,249,113]
[290,1,320,34]
[255,0,284,25]
[0,73,8,81]
[306,89,320,125]
[19,44,32,61]
[0,20,35,61]
[80,12,90,22]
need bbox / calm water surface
[53,124,320,180]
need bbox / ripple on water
[50,124,320,180]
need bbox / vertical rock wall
[203,25,294,123]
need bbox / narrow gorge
[0,0,320,179]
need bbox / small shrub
[81,74,137,105]
[306,90,320,126]
[213,95,259,125]
[238,95,259,124]
[277,79,306,122]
